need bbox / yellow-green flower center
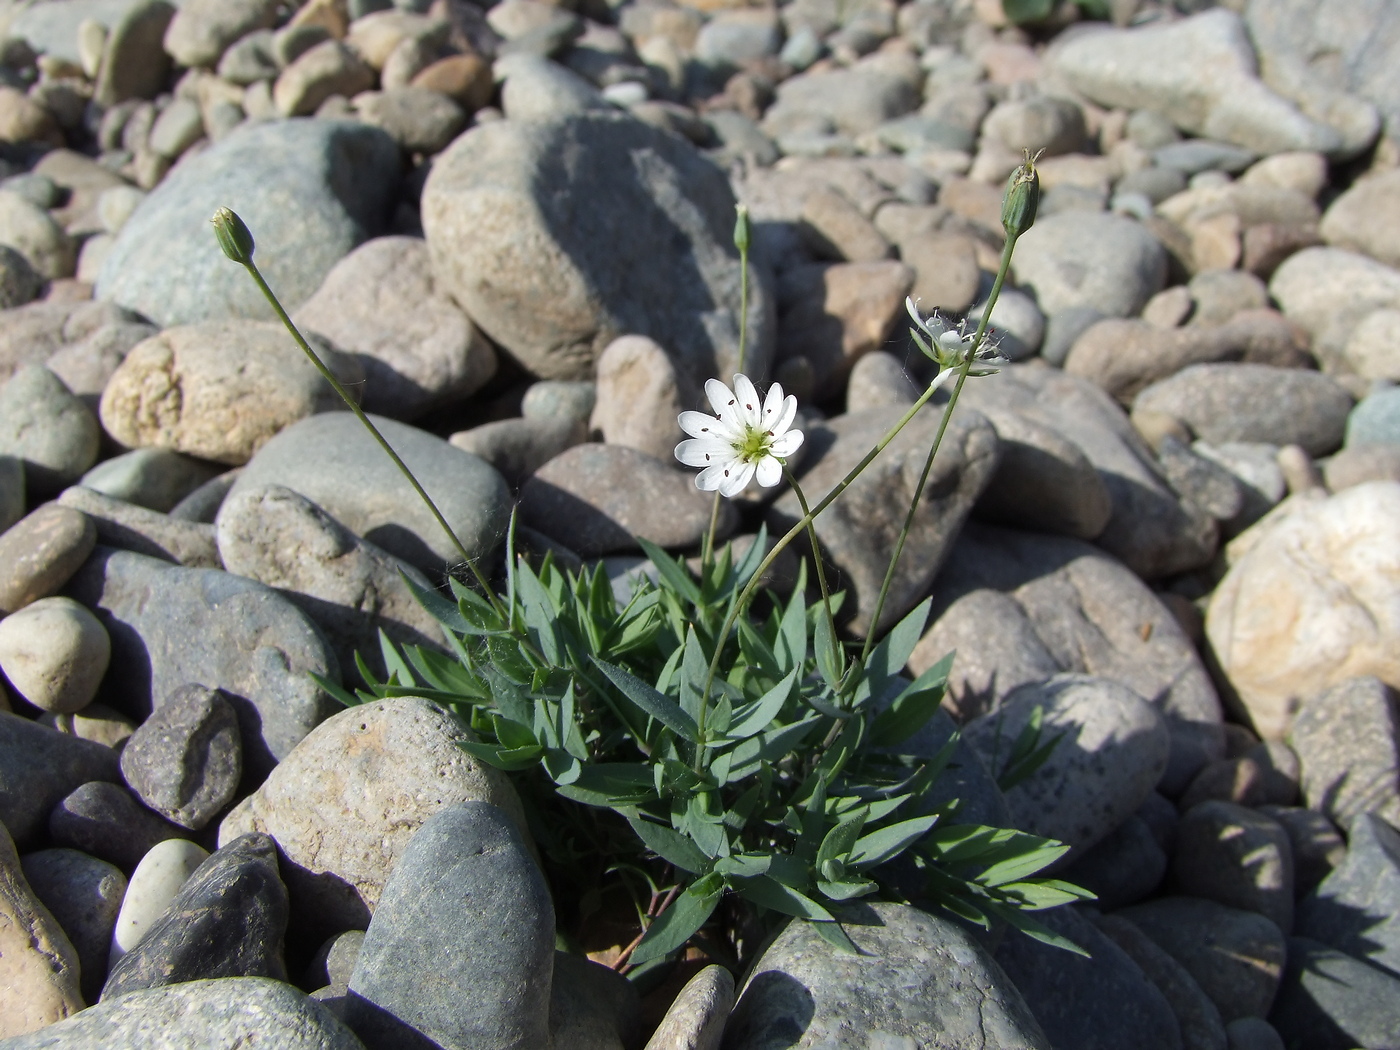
[734,426,772,463]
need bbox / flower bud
[733,203,751,256]
[211,207,255,264]
[1001,151,1040,239]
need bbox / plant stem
[856,230,1020,665]
[783,466,839,681]
[696,375,954,709]
[239,259,508,621]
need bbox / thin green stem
[856,231,1020,666]
[241,260,507,621]
[783,466,839,680]
[697,376,951,708]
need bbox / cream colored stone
[1207,482,1400,740]
[0,596,109,713]
[98,321,361,465]
[109,838,208,966]
[589,335,693,463]
[0,822,83,1036]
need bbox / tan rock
[589,334,693,463]
[345,9,444,69]
[0,503,95,616]
[411,53,494,112]
[1206,482,1400,740]
[901,232,980,314]
[0,821,83,1036]
[290,0,350,39]
[799,186,891,263]
[273,39,375,117]
[219,697,526,940]
[0,86,63,148]
[98,321,361,465]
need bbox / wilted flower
[676,374,804,498]
[906,297,1008,377]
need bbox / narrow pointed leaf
[594,657,699,742]
[628,876,722,967]
[848,815,940,868]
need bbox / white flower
[675,374,804,498]
[906,297,1009,374]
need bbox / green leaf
[542,748,582,785]
[849,815,940,868]
[637,537,703,606]
[813,611,844,690]
[996,879,1095,910]
[628,876,722,967]
[735,876,834,921]
[817,877,877,901]
[816,814,868,871]
[623,812,710,874]
[863,597,931,695]
[997,706,1067,792]
[983,900,1091,957]
[978,842,1071,888]
[378,631,416,687]
[724,668,798,741]
[312,671,365,708]
[810,919,862,955]
[713,853,771,878]
[678,627,709,727]
[492,713,536,749]
[457,740,543,771]
[483,666,531,725]
[868,651,953,748]
[1001,0,1054,24]
[725,716,823,780]
[776,576,807,672]
[593,657,699,743]
[729,523,768,592]
[398,570,471,634]
[515,557,562,665]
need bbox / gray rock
[0,190,75,281]
[497,54,609,121]
[77,449,224,513]
[169,467,241,523]
[346,802,554,1050]
[1325,442,1400,491]
[0,976,365,1049]
[293,236,496,421]
[549,951,641,1050]
[101,832,287,998]
[95,3,175,109]
[1296,813,1400,980]
[0,505,96,617]
[994,904,1184,1050]
[227,411,511,574]
[1092,912,1229,1050]
[1048,10,1355,156]
[1058,815,1166,911]
[65,547,338,780]
[520,443,735,558]
[0,712,120,845]
[1153,140,1258,176]
[307,929,365,991]
[119,683,241,830]
[768,404,999,637]
[1133,364,1353,457]
[1156,436,1245,522]
[95,118,401,329]
[1269,246,1400,367]
[1257,805,1345,898]
[695,8,780,68]
[1192,441,1286,534]
[449,416,585,491]
[1012,211,1167,320]
[982,97,1086,157]
[56,487,221,568]
[643,964,732,1050]
[521,380,596,430]
[723,901,1050,1050]
[48,780,185,870]
[1224,1016,1284,1050]
[217,29,278,85]
[1173,801,1294,934]
[0,453,22,534]
[1320,168,1400,271]
[1347,385,1400,447]
[45,320,161,412]
[0,365,100,497]
[163,0,280,68]
[218,697,527,942]
[147,98,204,161]
[760,49,921,139]
[967,288,1045,362]
[19,848,126,1003]
[214,483,446,686]
[353,87,467,155]
[913,523,1225,794]
[422,110,772,384]
[965,674,1171,856]
[1269,937,1400,1050]
[0,244,43,310]
[1288,676,1400,832]
[1121,897,1286,1023]
[960,365,1220,579]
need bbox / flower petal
[906,296,924,329]
[769,429,804,457]
[678,410,737,440]
[754,455,783,488]
[761,381,786,427]
[718,459,756,498]
[770,394,798,437]
[706,377,744,430]
[676,438,735,468]
[695,463,727,491]
[732,374,762,428]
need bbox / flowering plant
[211,152,1090,972]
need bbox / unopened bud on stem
[1001,150,1041,239]
[211,207,255,264]
[733,203,750,255]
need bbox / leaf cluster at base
[323,523,1095,970]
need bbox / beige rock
[799,186,891,263]
[273,39,375,116]
[1320,168,1400,270]
[98,321,361,465]
[345,9,444,69]
[1324,443,1400,492]
[1064,310,1310,403]
[38,702,137,749]
[0,190,75,280]
[0,821,83,1036]
[589,335,693,463]
[0,86,64,148]
[55,486,221,568]
[218,697,527,940]
[289,0,350,39]
[901,232,980,315]
[411,53,494,111]
[0,596,109,713]
[0,503,95,616]
[1240,151,1328,198]
[1343,307,1400,382]
[644,965,734,1050]
[1206,482,1400,740]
